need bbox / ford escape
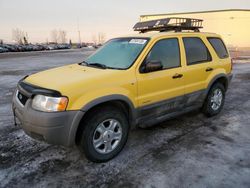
[12,18,233,162]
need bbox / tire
[202,82,225,117]
[79,105,129,162]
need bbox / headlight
[32,95,68,112]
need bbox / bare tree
[51,29,67,44]
[23,32,29,45]
[58,30,67,43]
[12,28,27,44]
[50,30,58,43]
[12,28,21,44]
[0,39,3,44]
[98,32,106,44]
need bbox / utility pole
[77,18,82,47]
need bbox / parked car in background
[15,45,24,52]
[0,43,72,53]
[47,44,57,50]
[56,44,71,49]
[0,46,9,53]
[0,44,17,52]
[37,45,47,51]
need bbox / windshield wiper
[79,61,122,70]
[105,66,124,70]
[78,61,106,69]
[78,60,89,66]
[88,63,107,69]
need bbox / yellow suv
[12,18,233,162]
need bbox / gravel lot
[0,49,250,188]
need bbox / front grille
[16,90,28,106]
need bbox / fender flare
[205,73,229,96]
[67,94,137,146]
[81,94,136,116]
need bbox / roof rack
[133,17,203,33]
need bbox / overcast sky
[1,0,250,43]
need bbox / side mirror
[141,60,163,73]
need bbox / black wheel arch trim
[205,73,231,96]
[68,95,137,145]
[80,94,137,125]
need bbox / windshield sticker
[129,39,147,45]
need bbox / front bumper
[12,90,84,146]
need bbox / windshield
[86,38,149,69]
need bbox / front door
[136,38,186,121]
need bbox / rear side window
[146,38,180,69]
[183,37,212,65]
[208,38,229,59]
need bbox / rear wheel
[79,106,129,162]
[202,82,225,117]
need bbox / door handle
[172,73,183,79]
[206,67,213,72]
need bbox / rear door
[181,36,214,107]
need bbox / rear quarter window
[208,37,229,59]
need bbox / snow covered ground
[0,49,250,188]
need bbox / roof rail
[133,17,203,33]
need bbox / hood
[24,64,121,94]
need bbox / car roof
[121,32,221,39]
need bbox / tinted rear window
[208,38,229,59]
[183,37,212,65]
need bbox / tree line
[11,28,106,45]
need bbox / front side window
[183,37,212,65]
[208,37,229,59]
[145,38,180,69]
[86,38,149,69]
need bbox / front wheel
[202,83,225,117]
[79,106,129,162]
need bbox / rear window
[183,37,212,65]
[208,37,229,59]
